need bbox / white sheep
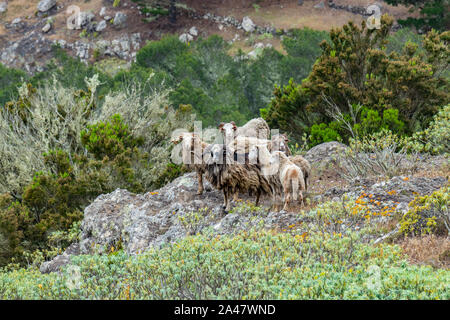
[250,145,305,211]
[271,151,306,211]
[171,132,209,195]
[218,118,270,146]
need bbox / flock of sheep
[172,118,311,212]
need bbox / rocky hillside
[40,142,449,273]
[0,0,415,73]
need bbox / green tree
[384,0,449,31]
[263,16,449,144]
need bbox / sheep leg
[196,171,204,195]
[255,190,261,207]
[272,191,281,211]
[222,189,228,209]
[299,191,304,207]
[283,192,291,211]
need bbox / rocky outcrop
[38,140,448,273]
[1,30,53,73]
[242,16,255,32]
[179,33,193,43]
[37,0,56,13]
[113,12,127,28]
[194,12,276,35]
[304,141,348,168]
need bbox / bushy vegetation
[406,104,450,154]
[385,0,449,32]
[338,129,420,181]
[0,73,191,266]
[400,185,450,237]
[262,16,449,146]
[0,222,448,299]
[137,31,328,126]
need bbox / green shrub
[407,104,450,154]
[310,122,342,146]
[81,114,144,161]
[0,228,449,299]
[338,129,420,181]
[400,186,450,236]
[264,18,449,145]
[0,63,28,106]
[136,35,188,72]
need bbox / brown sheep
[289,155,311,191]
[204,143,273,212]
[271,133,291,156]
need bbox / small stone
[42,23,51,33]
[314,1,325,9]
[99,7,106,16]
[12,17,21,24]
[218,24,223,31]
[95,20,107,32]
[189,26,198,36]
[104,15,111,21]
[37,0,56,12]
[179,33,193,43]
[242,16,255,32]
[113,12,127,27]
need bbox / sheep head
[206,144,228,165]
[218,121,237,144]
[272,134,290,154]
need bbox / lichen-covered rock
[242,16,255,32]
[39,243,79,274]
[113,12,127,27]
[95,20,107,32]
[37,0,56,12]
[179,33,193,43]
[305,141,348,168]
[325,176,447,213]
[41,171,312,272]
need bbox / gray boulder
[40,243,79,273]
[0,2,7,13]
[42,23,51,33]
[189,26,198,36]
[113,11,127,27]
[314,1,325,9]
[305,141,348,168]
[37,0,56,12]
[95,20,107,32]
[242,16,255,32]
[179,33,193,43]
[41,171,312,272]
